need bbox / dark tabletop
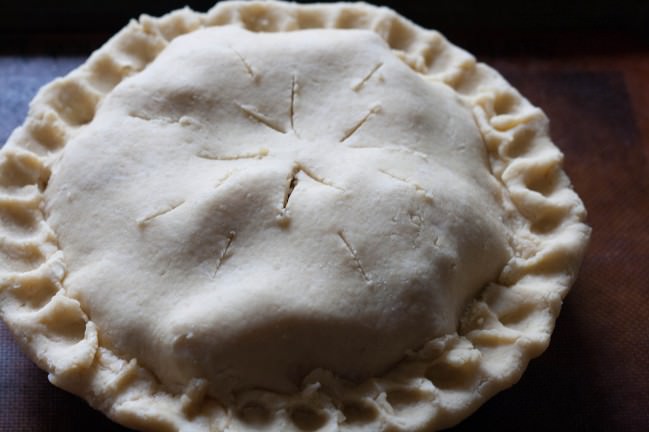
[1,3,649,431]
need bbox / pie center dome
[45,26,511,397]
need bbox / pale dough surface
[46,26,510,397]
[0,2,590,431]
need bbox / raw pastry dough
[0,2,590,431]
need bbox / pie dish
[0,1,590,431]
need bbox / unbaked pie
[0,1,590,431]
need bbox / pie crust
[0,1,590,431]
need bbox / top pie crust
[0,1,590,431]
